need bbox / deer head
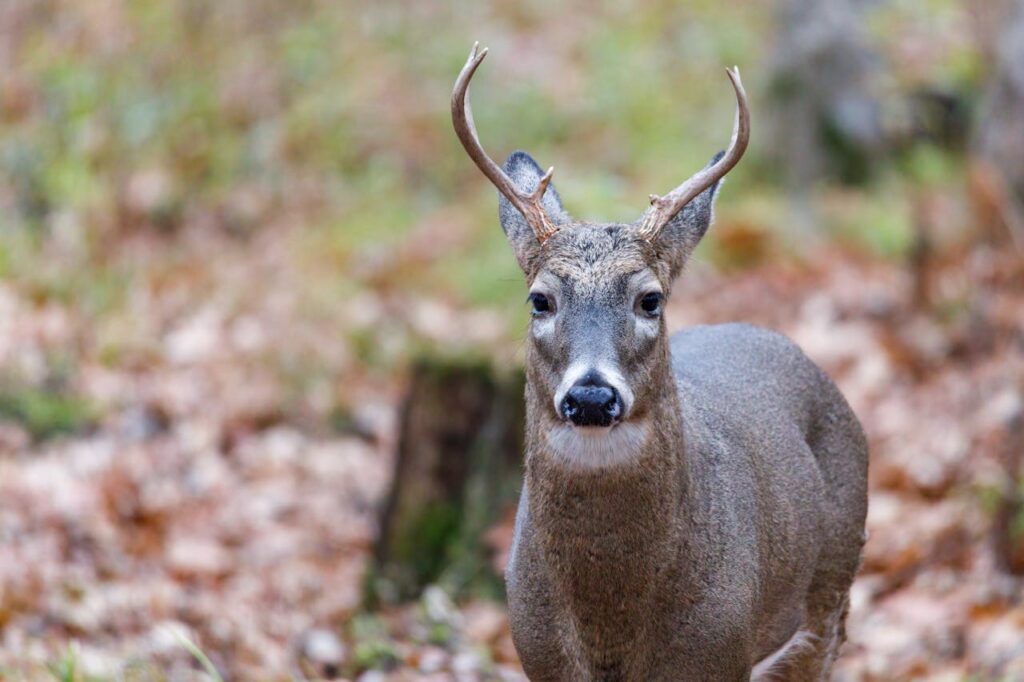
[452,43,750,466]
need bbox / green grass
[166,626,224,682]
[38,631,223,682]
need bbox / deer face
[525,226,663,429]
[498,152,722,436]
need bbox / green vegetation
[38,633,222,682]
[0,1,986,332]
[349,614,399,673]
[0,386,97,441]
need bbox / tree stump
[369,355,525,604]
[993,412,1024,575]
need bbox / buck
[452,44,868,681]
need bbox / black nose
[561,376,622,427]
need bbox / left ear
[651,151,725,279]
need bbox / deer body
[451,44,868,681]
[508,322,867,681]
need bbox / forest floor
[1,222,1023,681]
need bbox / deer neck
[522,367,690,663]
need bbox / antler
[452,43,559,242]
[635,67,750,242]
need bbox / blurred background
[1,0,1023,679]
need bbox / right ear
[650,151,724,281]
[498,151,571,272]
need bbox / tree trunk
[972,0,1024,249]
[993,412,1024,575]
[368,355,524,604]
[766,0,883,190]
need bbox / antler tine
[452,43,558,242]
[636,66,750,242]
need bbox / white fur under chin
[544,422,648,469]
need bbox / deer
[451,43,868,681]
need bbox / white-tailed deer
[452,44,868,681]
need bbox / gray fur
[499,151,572,271]
[654,150,724,279]
[497,153,868,681]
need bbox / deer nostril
[562,383,622,427]
[605,394,621,419]
[561,394,581,421]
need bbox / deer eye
[638,292,663,317]
[528,292,552,316]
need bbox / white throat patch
[543,422,649,469]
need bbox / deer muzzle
[557,370,627,428]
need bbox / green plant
[0,387,97,441]
[349,614,399,673]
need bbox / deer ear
[498,151,571,272]
[652,151,725,279]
